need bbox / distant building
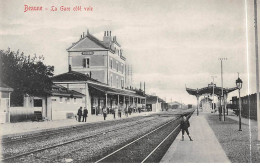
[67,30,132,89]
[168,101,182,109]
[200,97,212,112]
[146,95,165,112]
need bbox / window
[121,64,124,74]
[116,77,119,88]
[121,79,124,89]
[83,58,90,68]
[110,75,113,87]
[59,97,63,103]
[116,62,119,72]
[34,99,42,107]
[110,59,113,69]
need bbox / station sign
[82,51,94,55]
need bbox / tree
[0,49,54,106]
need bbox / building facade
[67,30,131,89]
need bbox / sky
[0,0,259,104]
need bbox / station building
[67,30,130,89]
[52,30,146,117]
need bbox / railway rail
[2,109,194,163]
[2,116,158,162]
[95,111,193,163]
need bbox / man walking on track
[180,115,193,141]
[82,107,88,122]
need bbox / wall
[9,107,42,122]
[0,91,10,123]
[51,96,83,120]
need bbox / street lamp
[236,73,243,131]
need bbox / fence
[10,107,42,122]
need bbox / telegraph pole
[253,0,260,141]
[219,58,227,121]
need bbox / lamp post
[236,73,243,131]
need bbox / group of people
[76,107,88,122]
[101,105,140,120]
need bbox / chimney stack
[140,82,142,90]
[103,30,112,43]
[90,71,92,78]
[83,32,85,38]
[69,65,72,72]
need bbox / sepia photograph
[0,0,260,163]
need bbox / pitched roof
[46,84,84,98]
[51,70,100,83]
[146,95,158,104]
[0,80,13,92]
[67,32,109,52]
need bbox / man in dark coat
[102,106,107,120]
[77,107,83,122]
[180,115,193,141]
[82,107,88,122]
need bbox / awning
[88,83,146,99]
[186,86,238,97]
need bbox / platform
[160,112,230,163]
[0,111,156,137]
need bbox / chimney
[81,35,82,39]
[69,65,72,72]
[90,71,92,78]
[83,32,85,38]
[140,82,142,90]
[103,30,112,43]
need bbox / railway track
[2,109,194,163]
[1,114,168,162]
[2,115,149,144]
[95,111,193,163]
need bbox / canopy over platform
[88,83,146,99]
[186,86,238,97]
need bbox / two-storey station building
[52,30,146,118]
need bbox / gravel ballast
[205,113,260,163]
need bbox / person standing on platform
[114,105,118,119]
[180,115,193,141]
[118,105,122,118]
[82,107,88,122]
[77,107,83,122]
[125,106,128,117]
[102,106,107,120]
[128,105,132,115]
